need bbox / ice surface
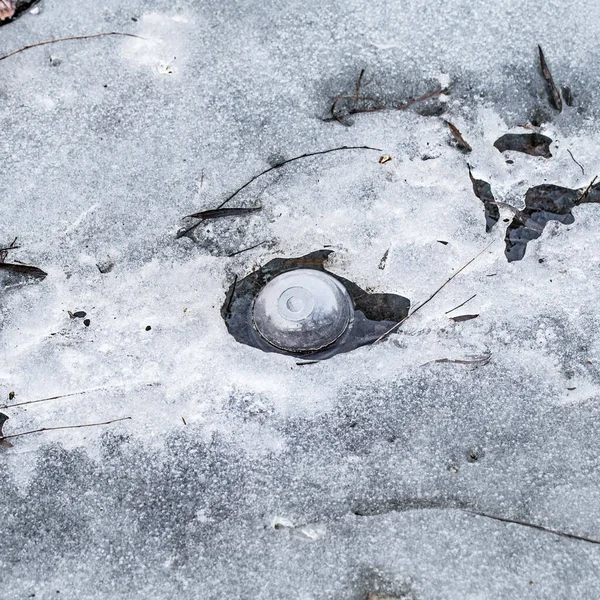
[2,0,600,598]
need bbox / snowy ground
[2,0,600,598]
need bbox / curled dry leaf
[538,45,563,112]
[445,120,472,152]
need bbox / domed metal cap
[252,269,353,353]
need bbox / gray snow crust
[2,0,600,598]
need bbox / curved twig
[0,32,144,63]
[177,145,382,238]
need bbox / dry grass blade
[0,416,131,442]
[567,149,585,175]
[0,32,144,63]
[445,294,477,314]
[538,45,562,112]
[464,509,600,546]
[227,241,267,257]
[445,120,472,152]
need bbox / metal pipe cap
[252,269,353,353]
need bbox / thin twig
[445,293,477,314]
[372,240,496,345]
[227,241,267,257]
[463,509,600,546]
[0,382,156,410]
[216,146,381,210]
[0,32,144,63]
[177,146,382,238]
[567,149,585,175]
[0,416,131,442]
[575,175,598,205]
[0,236,18,263]
[340,87,448,119]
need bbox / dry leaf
[445,120,472,152]
[378,155,392,164]
[468,167,500,233]
[185,206,262,220]
[538,45,562,112]
[0,262,47,278]
[450,313,479,322]
[0,0,15,21]
[493,133,552,158]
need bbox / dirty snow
[2,0,600,598]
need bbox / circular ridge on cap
[252,269,353,353]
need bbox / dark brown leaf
[445,120,472,152]
[504,183,600,262]
[185,206,262,220]
[468,167,500,233]
[493,133,553,158]
[450,314,479,322]
[0,262,47,278]
[561,85,573,107]
[538,45,563,112]
[378,248,389,270]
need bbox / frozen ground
[2,0,600,598]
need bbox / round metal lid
[252,269,353,353]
